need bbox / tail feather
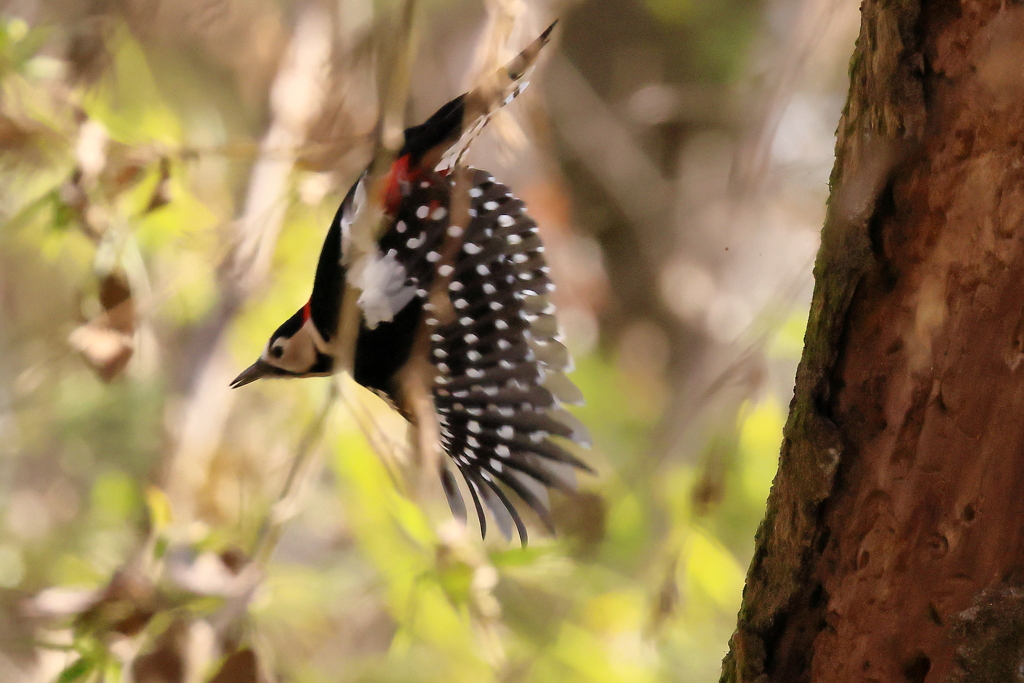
[441,465,468,524]
[438,22,557,172]
[490,467,555,533]
[476,472,522,542]
[461,470,489,538]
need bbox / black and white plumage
[231,23,591,544]
[384,168,592,541]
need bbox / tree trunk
[721,2,1024,681]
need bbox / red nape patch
[302,300,312,323]
[382,154,418,215]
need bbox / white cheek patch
[356,248,417,329]
[265,321,320,374]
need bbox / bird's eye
[270,344,284,359]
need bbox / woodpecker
[231,24,591,543]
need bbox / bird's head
[230,306,335,388]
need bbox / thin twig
[333,0,420,375]
[341,383,411,491]
[161,6,333,518]
[251,382,338,566]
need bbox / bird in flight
[231,23,591,544]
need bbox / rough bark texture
[721,2,1024,682]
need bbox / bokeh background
[0,0,857,681]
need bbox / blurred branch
[333,0,420,379]
[544,54,674,267]
[250,383,338,567]
[342,382,412,488]
[732,0,847,194]
[162,4,333,520]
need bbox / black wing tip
[486,481,528,546]
[441,466,468,525]
[540,20,558,43]
[492,469,556,536]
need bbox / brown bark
[722,2,1024,682]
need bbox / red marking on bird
[383,154,418,215]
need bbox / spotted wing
[379,168,592,544]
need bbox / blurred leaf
[130,619,184,683]
[69,269,136,382]
[551,491,606,561]
[738,399,784,507]
[68,322,134,382]
[78,570,158,637]
[684,529,744,610]
[604,493,646,567]
[489,546,549,568]
[435,561,473,605]
[768,309,810,359]
[144,157,172,212]
[90,470,140,525]
[56,656,94,683]
[583,590,644,635]
[210,649,258,683]
[495,576,571,645]
[644,0,696,24]
[145,487,174,534]
[81,24,181,146]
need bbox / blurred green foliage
[0,10,805,683]
[641,0,758,81]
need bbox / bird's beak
[230,359,273,388]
